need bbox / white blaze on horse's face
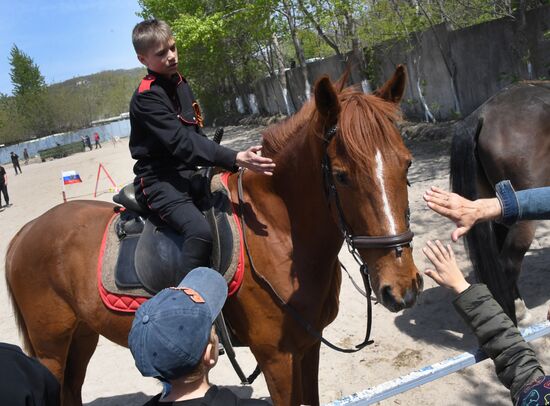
[375,149,397,235]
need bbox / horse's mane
[262,86,404,172]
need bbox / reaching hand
[236,146,276,176]
[422,240,470,295]
[423,186,501,242]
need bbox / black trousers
[0,183,8,206]
[13,162,21,174]
[136,173,212,269]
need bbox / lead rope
[237,168,373,353]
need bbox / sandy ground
[1,126,549,406]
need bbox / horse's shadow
[394,246,550,350]
[84,386,272,405]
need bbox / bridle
[321,124,414,263]
[236,123,414,355]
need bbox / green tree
[8,45,54,138]
[9,45,46,97]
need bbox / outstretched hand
[423,186,501,242]
[236,146,276,176]
[423,240,470,295]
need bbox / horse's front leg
[300,341,321,406]
[251,344,303,406]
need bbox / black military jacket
[129,70,237,178]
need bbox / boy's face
[138,37,178,77]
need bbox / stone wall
[218,5,550,123]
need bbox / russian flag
[62,170,82,185]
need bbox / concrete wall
[219,5,549,123]
[0,119,130,164]
[374,5,550,120]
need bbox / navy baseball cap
[128,267,228,380]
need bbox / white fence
[0,118,130,164]
[326,321,550,405]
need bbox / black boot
[171,237,213,286]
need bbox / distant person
[94,132,102,149]
[10,152,22,175]
[23,148,29,165]
[129,19,274,290]
[0,342,60,405]
[80,136,87,151]
[0,164,9,208]
[129,267,270,405]
[423,240,549,405]
[85,135,93,151]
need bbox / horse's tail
[5,225,35,356]
[450,114,517,323]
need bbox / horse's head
[314,66,422,312]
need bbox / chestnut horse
[450,81,550,324]
[6,66,421,405]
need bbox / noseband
[322,124,414,264]
[234,123,415,355]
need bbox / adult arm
[495,180,550,225]
[453,284,544,402]
[424,181,550,241]
[423,187,501,241]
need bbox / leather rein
[236,124,414,353]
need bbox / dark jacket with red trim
[129,70,237,179]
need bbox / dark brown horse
[450,81,550,323]
[6,66,422,406]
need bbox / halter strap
[237,168,373,353]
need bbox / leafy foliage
[9,45,46,97]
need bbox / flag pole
[61,171,67,203]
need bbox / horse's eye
[334,171,349,185]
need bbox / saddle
[108,169,243,297]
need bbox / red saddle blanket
[97,172,245,313]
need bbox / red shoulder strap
[138,74,157,93]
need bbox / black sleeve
[0,343,60,406]
[133,90,237,170]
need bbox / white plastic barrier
[326,322,550,406]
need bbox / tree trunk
[272,33,294,115]
[281,0,311,100]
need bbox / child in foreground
[129,267,270,405]
[423,240,549,405]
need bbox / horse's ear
[374,64,407,104]
[315,76,340,122]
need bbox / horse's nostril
[381,285,394,306]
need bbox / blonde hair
[132,19,173,54]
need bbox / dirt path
[1,126,548,405]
